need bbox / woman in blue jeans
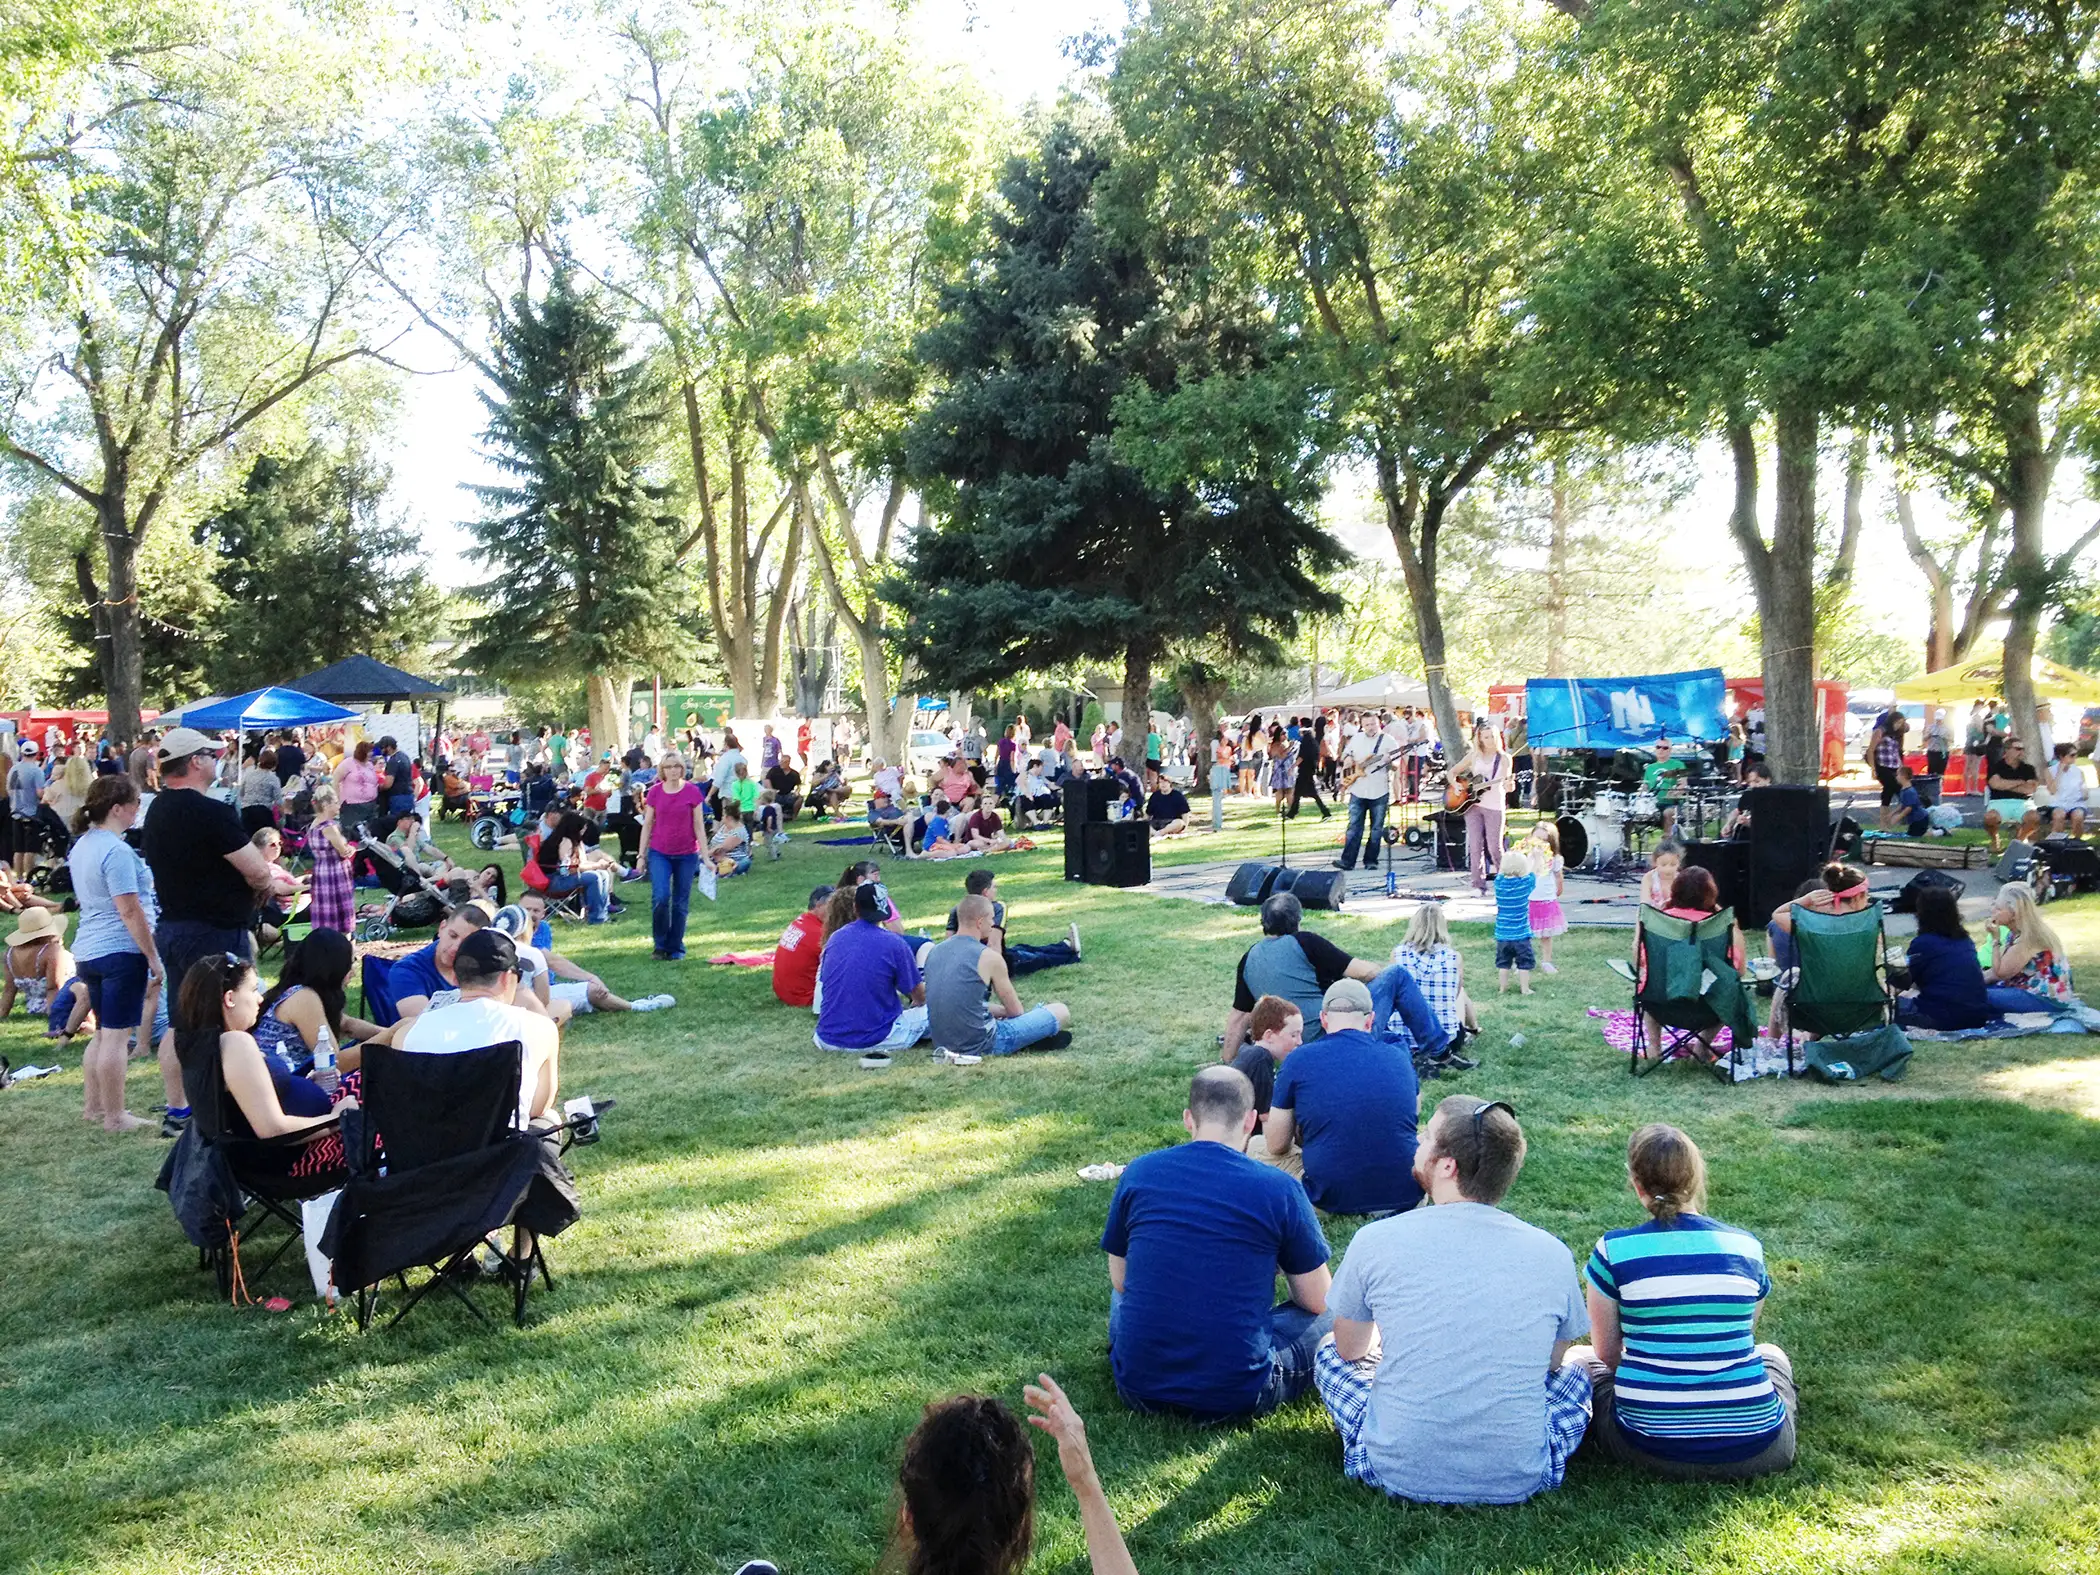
[639,753,706,960]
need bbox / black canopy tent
[285,655,452,754]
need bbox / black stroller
[350,835,457,942]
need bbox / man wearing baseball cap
[813,880,928,1061]
[400,927,561,1128]
[140,726,303,1135]
[7,737,44,877]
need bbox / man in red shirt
[772,884,834,1008]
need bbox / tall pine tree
[894,122,1344,723]
[463,270,694,749]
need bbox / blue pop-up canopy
[175,687,361,730]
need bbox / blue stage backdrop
[1523,669,1728,750]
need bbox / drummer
[1641,737,1691,839]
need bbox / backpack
[1802,1023,1913,1083]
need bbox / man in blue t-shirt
[813,882,927,1059]
[1101,1065,1334,1419]
[1883,764,1930,837]
[1263,978,1422,1215]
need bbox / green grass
[3,800,2099,1574]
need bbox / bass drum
[1580,812,1625,868]
[1554,814,1589,871]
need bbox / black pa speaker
[1741,785,1831,927]
[1683,840,1749,917]
[1082,820,1150,887]
[1891,868,1965,915]
[1226,862,1283,905]
[1064,815,1087,881]
[1431,810,1468,873]
[1287,868,1347,910]
[1064,777,1118,824]
[2037,835,2100,894]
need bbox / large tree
[461,270,695,752]
[895,122,1345,721]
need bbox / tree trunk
[98,507,144,746]
[1121,640,1154,745]
[1375,453,1465,753]
[1830,431,1867,592]
[586,672,630,758]
[1999,383,2053,761]
[1763,409,1822,785]
[1893,481,1955,671]
[1545,460,1569,677]
[1180,674,1231,769]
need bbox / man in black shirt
[1982,736,2042,856]
[143,727,303,1133]
[379,736,415,817]
[766,759,803,820]
[273,729,306,785]
[1145,768,1192,836]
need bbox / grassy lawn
[3,797,2099,1574]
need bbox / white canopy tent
[1276,670,1483,715]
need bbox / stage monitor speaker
[1226,862,1282,905]
[1683,840,1749,917]
[1082,820,1151,887]
[1741,785,1831,927]
[1064,777,1118,825]
[1287,868,1347,910]
[1431,809,1468,873]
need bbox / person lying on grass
[920,895,1070,1059]
[943,869,1079,976]
[1315,1096,1593,1506]
[1101,1064,1332,1421]
[732,1376,1139,1575]
[1569,1122,1798,1480]
[495,897,672,1018]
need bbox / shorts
[1987,798,2037,822]
[989,1004,1063,1055]
[76,951,151,1031]
[1495,938,1536,971]
[12,814,42,857]
[550,979,594,1014]
[815,1005,930,1055]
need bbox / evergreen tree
[462,269,694,750]
[893,123,1345,722]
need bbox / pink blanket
[707,951,776,968]
[1588,1008,1738,1056]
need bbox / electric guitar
[1337,737,1399,793]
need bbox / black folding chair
[327,1040,580,1331]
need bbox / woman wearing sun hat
[2,906,78,1039]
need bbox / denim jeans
[648,849,699,958]
[1110,1289,1336,1419]
[1006,941,1078,976]
[1369,961,1450,1058]
[1210,763,1231,831]
[547,868,609,923]
[990,1004,1063,1054]
[1340,792,1389,868]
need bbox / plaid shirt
[1874,731,1903,769]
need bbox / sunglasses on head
[1470,1099,1515,1139]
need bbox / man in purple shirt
[813,882,928,1063]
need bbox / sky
[382,0,2092,669]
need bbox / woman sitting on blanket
[1637,867,1745,1064]
[1897,885,2044,1031]
[1984,881,2074,1007]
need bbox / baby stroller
[23,806,74,887]
[350,834,456,942]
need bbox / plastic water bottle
[312,1023,339,1096]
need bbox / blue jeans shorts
[76,951,150,1031]
[990,1005,1063,1054]
[1495,938,1536,971]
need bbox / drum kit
[1553,774,1740,874]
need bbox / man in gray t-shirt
[923,896,1069,1058]
[1315,1095,1592,1504]
[9,743,47,875]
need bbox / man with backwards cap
[399,927,562,1129]
[813,880,928,1063]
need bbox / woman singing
[1455,721,1512,895]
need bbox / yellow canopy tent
[1894,645,2100,706]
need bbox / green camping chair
[1781,903,1895,1073]
[1610,905,1758,1080]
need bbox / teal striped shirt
[1585,1215,1786,1462]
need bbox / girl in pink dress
[305,785,357,934]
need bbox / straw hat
[6,907,66,949]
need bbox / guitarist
[1335,710,1403,871]
[1453,721,1513,895]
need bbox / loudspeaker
[1741,785,1831,927]
[1064,815,1087,882]
[1226,862,1282,905]
[1064,777,1117,824]
[1082,820,1150,887]
[1891,868,1965,914]
[1287,868,1347,910]
[1431,810,1468,873]
[1683,840,1749,916]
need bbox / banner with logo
[1522,669,1729,750]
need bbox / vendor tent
[285,654,447,704]
[178,687,360,731]
[1894,646,2100,707]
[1283,670,1484,714]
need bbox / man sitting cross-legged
[1099,1065,1335,1421]
[1257,979,1422,1217]
[923,894,1071,1060]
[1314,1096,1592,1505]
[943,869,1080,976]
[1226,993,1303,1128]
[1223,893,1461,1073]
[1145,767,1192,837]
[813,881,928,1061]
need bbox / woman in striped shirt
[1570,1124,1797,1478]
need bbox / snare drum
[1593,790,1629,818]
[1580,812,1625,867]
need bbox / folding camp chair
[1611,905,1758,1081]
[326,1041,580,1331]
[1781,903,1895,1074]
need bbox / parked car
[907,729,956,777]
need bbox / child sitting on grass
[1494,846,1537,996]
[1640,844,1681,910]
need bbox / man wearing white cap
[9,737,46,876]
[140,726,303,1135]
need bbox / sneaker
[858,1050,893,1069]
[1067,922,1082,960]
[735,1564,782,1575]
[631,994,676,1012]
[159,1109,189,1139]
[1035,1030,1074,1050]
[620,866,646,882]
[1432,1048,1481,1072]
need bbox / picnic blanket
[707,951,775,968]
[1902,1003,2099,1041]
[816,836,878,846]
[1589,1008,1740,1057]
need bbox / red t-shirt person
[772,909,826,1008]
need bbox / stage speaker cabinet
[1063,815,1088,882]
[1082,820,1151,888]
[1064,777,1118,824]
[1226,862,1282,905]
[1741,785,1831,928]
[1683,840,1750,917]
[1287,868,1347,910]
[1431,810,1468,873]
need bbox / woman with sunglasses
[176,952,355,1184]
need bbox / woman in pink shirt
[332,741,380,839]
[639,752,708,960]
